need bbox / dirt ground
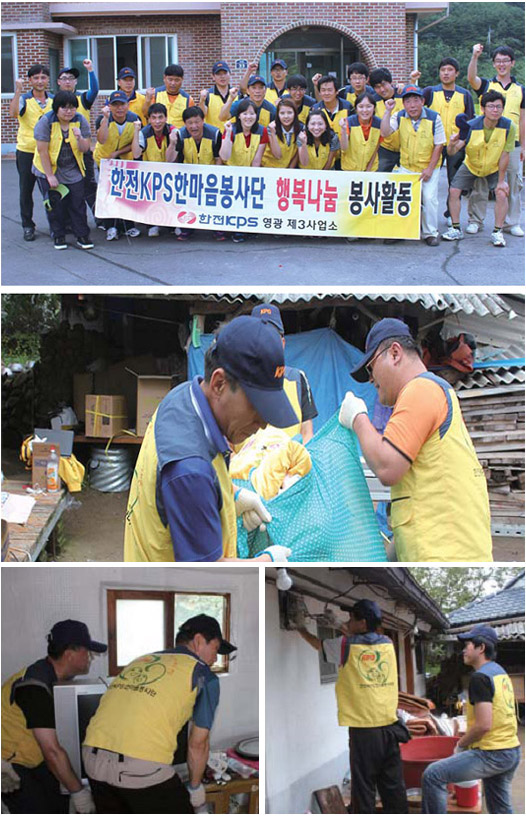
[2,447,523,561]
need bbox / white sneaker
[491,230,506,247]
[125,227,141,237]
[509,225,524,237]
[465,223,479,234]
[446,216,453,228]
[442,227,464,241]
[148,226,160,237]
[106,227,118,241]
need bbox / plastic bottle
[46,447,60,493]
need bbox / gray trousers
[468,145,523,228]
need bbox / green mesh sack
[235,413,387,562]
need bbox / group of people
[123,306,493,564]
[11,43,523,248]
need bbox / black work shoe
[425,236,440,246]
[76,236,94,250]
[23,228,35,241]
[54,237,68,250]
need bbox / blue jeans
[421,746,521,814]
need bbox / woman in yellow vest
[33,91,93,251]
[422,624,520,814]
[263,99,302,168]
[298,109,339,170]
[298,599,409,814]
[219,99,268,242]
[340,92,382,172]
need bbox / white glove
[1,760,21,793]
[338,391,368,431]
[187,782,206,808]
[235,488,272,532]
[262,545,291,562]
[69,787,96,813]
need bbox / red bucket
[400,736,459,789]
[454,781,479,808]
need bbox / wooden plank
[2,479,67,562]
[313,786,348,814]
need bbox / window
[48,48,60,93]
[65,35,178,92]
[317,622,339,684]
[2,35,17,95]
[107,589,230,676]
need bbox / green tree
[1,294,60,364]
[409,567,523,616]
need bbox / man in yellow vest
[338,318,493,562]
[250,304,318,443]
[9,63,53,241]
[198,61,233,131]
[381,85,446,246]
[467,43,524,237]
[56,61,99,219]
[298,599,409,813]
[145,64,195,129]
[369,68,404,172]
[442,90,515,248]
[82,614,234,813]
[422,624,520,813]
[116,67,147,126]
[1,620,106,814]
[124,315,296,562]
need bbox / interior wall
[1,566,259,749]
[265,583,349,814]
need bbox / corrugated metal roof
[456,367,525,390]
[201,293,517,319]
[494,621,525,641]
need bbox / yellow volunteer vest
[341,117,382,171]
[316,104,351,139]
[227,129,263,166]
[181,132,216,165]
[142,128,171,162]
[466,664,519,751]
[262,134,298,168]
[487,79,522,133]
[124,410,237,562]
[464,117,512,178]
[399,111,442,172]
[280,377,302,437]
[428,87,469,141]
[265,86,286,106]
[16,94,53,153]
[32,118,86,177]
[127,92,147,126]
[391,376,493,562]
[84,652,199,764]
[299,141,334,170]
[93,117,137,164]
[155,88,191,128]
[375,97,402,152]
[205,88,231,131]
[1,668,45,768]
[74,93,91,123]
[335,639,398,728]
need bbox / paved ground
[2,158,524,286]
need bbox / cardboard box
[73,373,94,422]
[85,395,128,438]
[32,442,61,489]
[135,376,172,436]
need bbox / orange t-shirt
[383,377,449,463]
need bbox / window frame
[64,34,178,93]
[1,34,18,97]
[107,588,231,677]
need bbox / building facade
[1,1,448,148]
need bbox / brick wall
[1,3,51,23]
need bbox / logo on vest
[357,649,390,685]
[502,676,515,711]
[120,654,166,686]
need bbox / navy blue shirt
[160,646,220,730]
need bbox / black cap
[352,599,382,621]
[58,66,80,79]
[350,318,412,381]
[48,620,107,653]
[177,614,236,655]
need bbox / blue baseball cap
[251,303,284,335]
[211,316,296,428]
[457,624,499,645]
[109,90,129,104]
[247,75,267,87]
[401,84,425,98]
[352,599,382,621]
[350,318,412,380]
[212,61,230,74]
[58,66,79,79]
[271,59,288,70]
[49,620,107,653]
[118,67,136,80]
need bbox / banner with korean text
[96,160,422,239]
